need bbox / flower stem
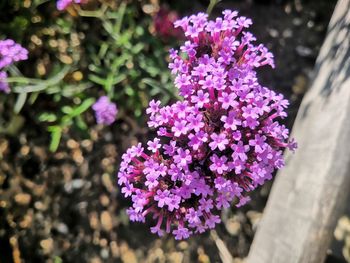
[206,0,221,16]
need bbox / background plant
[0,0,178,151]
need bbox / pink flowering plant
[118,10,297,240]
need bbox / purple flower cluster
[0,39,28,93]
[118,10,297,240]
[92,96,118,125]
[57,0,88,11]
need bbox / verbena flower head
[118,10,297,240]
[0,39,28,93]
[57,0,88,11]
[92,96,118,125]
[0,39,28,70]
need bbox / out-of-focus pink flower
[0,71,9,93]
[57,0,88,11]
[0,39,28,93]
[92,96,118,125]
[153,7,182,40]
[0,39,28,69]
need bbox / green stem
[77,4,108,18]
[6,77,43,84]
[207,0,220,16]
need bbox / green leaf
[142,78,161,89]
[102,21,114,36]
[29,92,39,105]
[104,73,115,93]
[38,113,57,123]
[75,115,88,130]
[60,83,92,97]
[53,256,63,263]
[14,93,27,113]
[115,2,127,34]
[111,54,129,71]
[131,43,144,54]
[12,66,71,94]
[98,43,109,59]
[48,126,62,152]
[69,98,95,118]
[89,74,107,86]
[61,106,73,115]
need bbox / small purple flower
[188,131,207,150]
[173,148,192,167]
[236,196,251,207]
[147,138,161,153]
[209,154,228,175]
[191,90,209,108]
[186,208,202,224]
[166,194,181,212]
[209,132,229,151]
[146,99,161,115]
[221,110,241,131]
[163,140,177,156]
[242,105,259,119]
[205,214,221,229]
[171,120,188,137]
[192,64,208,77]
[92,96,118,125]
[173,226,191,240]
[218,91,238,109]
[249,134,267,153]
[199,198,213,213]
[150,225,164,237]
[232,141,249,161]
[154,189,170,208]
[199,75,214,90]
[121,182,134,197]
[287,138,298,153]
[180,41,198,57]
[216,192,231,209]
[187,114,204,132]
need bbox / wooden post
[247,1,350,262]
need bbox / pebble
[14,193,31,205]
[101,211,113,231]
[296,45,313,57]
[268,28,279,38]
[56,222,69,234]
[121,249,137,263]
[100,248,109,259]
[225,218,241,236]
[40,238,54,254]
[72,179,84,189]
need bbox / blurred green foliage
[0,0,177,151]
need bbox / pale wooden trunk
[247,0,350,262]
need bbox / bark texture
[247,1,350,262]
